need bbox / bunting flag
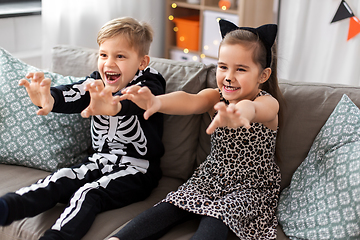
[348,16,360,40]
[331,0,360,41]
[331,0,354,23]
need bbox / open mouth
[223,85,240,91]
[105,72,121,83]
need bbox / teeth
[225,86,239,90]
[106,72,119,75]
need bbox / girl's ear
[259,67,271,84]
[139,55,150,70]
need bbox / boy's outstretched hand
[81,80,122,118]
[120,85,161,120]
[206,102,251,134]
[19,72,54,115]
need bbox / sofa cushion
[277,94,360,239]
[0,164,183,240]
[149,58,211,180]
[0,47,91,172]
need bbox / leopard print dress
[161,91,281,239]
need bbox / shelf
[0,1,41,18]
[170,0,238,13]
[204,6,238,14]
[172,1,202,10]
[165,0,275,62]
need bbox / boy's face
[97,35,149,93]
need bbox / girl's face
[97,35,148,93]
[216,43,269,104]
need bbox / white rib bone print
[91,115,147,156]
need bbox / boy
[0,17,166,240]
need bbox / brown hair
[97,17,153,56]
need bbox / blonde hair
[97,17,153,56]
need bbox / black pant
[2,155,160,240]
[113,202,229,240]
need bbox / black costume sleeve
[116,67,166,116]
[50,69,165,116]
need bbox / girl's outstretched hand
[120,85,161,120]
[206,102,251,134]
[81,80,121,118]
[19,72,54,115]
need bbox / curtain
[41,0,165,70]
[277,0,360,86]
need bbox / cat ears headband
[219,19,277,68]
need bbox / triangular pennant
[331,0,354,23]
[347,16,360,40]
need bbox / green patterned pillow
[0,47,91,172]
[277,94,360,239]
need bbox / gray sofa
[1,45,360,240]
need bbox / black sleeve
[50,71,100,113]
[116,67,166,116]
[50,69,165,116]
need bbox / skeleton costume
[1,67,166,240]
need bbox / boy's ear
[139,55,150,70]
[259,67,271,84]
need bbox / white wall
[41,0,165,70]
[0,0,166,71]
[0,15,42,68]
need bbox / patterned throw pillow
[0,47,91,172]
[277,94,360,239]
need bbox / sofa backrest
[148,57,213,181]
[275,81,360,189]
[52,45,360,190]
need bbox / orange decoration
[347,16,360,40]
[173,16,200,51]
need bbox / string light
[171,3,177,8]
[183,48,189,53]
[168,15,174,21]
[218,0,231,11]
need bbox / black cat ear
[219,19,239,38]
[218,19,277,68]
[253,24,277,68]
[255,24,277,53]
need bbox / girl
[109,19,283,240]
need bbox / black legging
[112,202,229,240]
